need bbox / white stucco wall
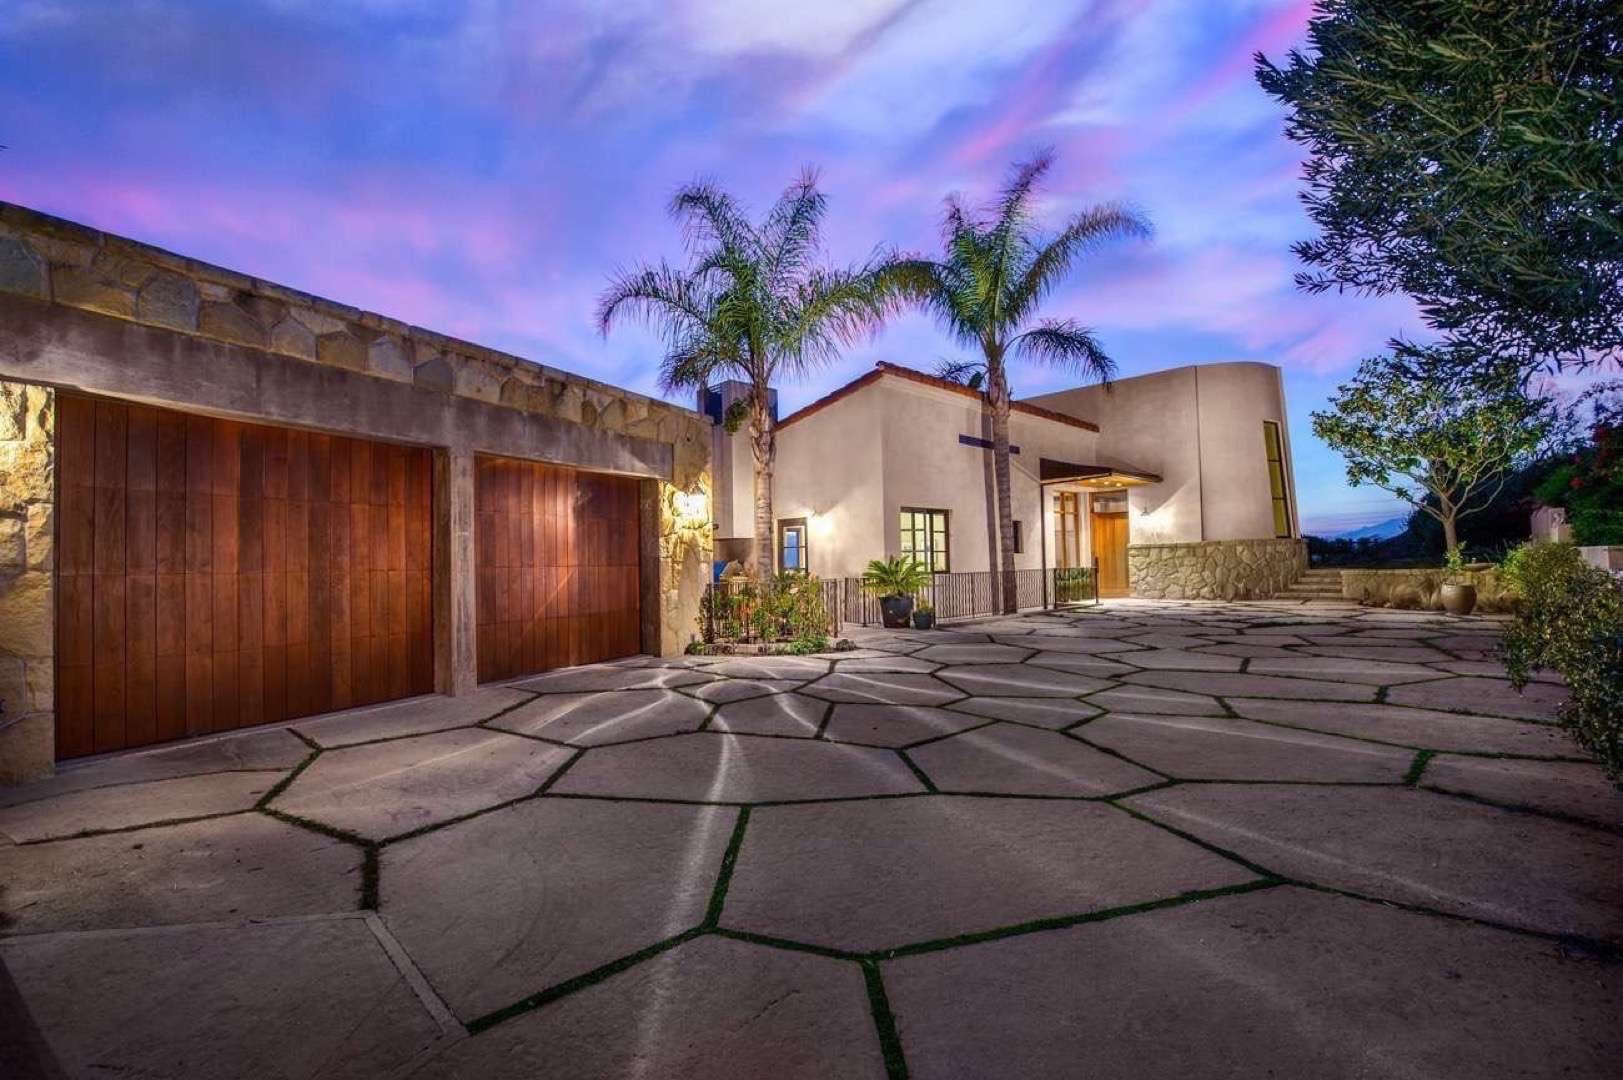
[766,375,1099,579]
[769,386,888,579]
[1025,361,1297,543]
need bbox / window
[1263,421,1292,538]
[899,508,950,572]
[777,518,808,573]
[1054,492,1083,568]
[1011,520,1024,555]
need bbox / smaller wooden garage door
[55,396,434,758]
[475,455,642,682]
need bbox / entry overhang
[1039,458,1161,487]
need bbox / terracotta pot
[879,595,914,628]
[1440,582,1477,616]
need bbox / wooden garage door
[475,455,642,682]
[55,396,434,759]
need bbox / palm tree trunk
[749,394,776,581]
[987,366,1018,614]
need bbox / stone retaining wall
[1128,538,1307,600]
[0,379,54,784]
[1340,566,1516,613]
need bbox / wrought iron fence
[833,562,1098,628]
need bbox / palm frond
[1011,318,1117,383]
[1004,203,1151,324]
[595,262,714,339]
[776,264,901,375]
[934,357,986,388]
[762,167,826,292]
[669,179,757,258]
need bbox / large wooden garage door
[475,455,642,682]
[55,396,434,759]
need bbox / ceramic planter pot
[1440,582,1477,616]
[879,595,914,628]
[911,610,935,630]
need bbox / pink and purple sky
[2,0,1434,533]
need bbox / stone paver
[1,916,444,1079]
[0,727,308,807]
[292,686,533,747]
[909,723,1163,796]
[1245,654,1451,685]
[885,887,1623,1080]
[946,695,1101,729]
[1120,669,1377,702]
[0,814,360,935]
[912,642,1032,664]
[1081,713,1413,782]
[271,729,574,840]
[710,692,828,736]
[383,799,736,1020]
[822,704,988,748]
[1227,698,1579,756]
[936,663,1111,698]
[0,771,282,843]
[723,797,1256,952]
[801,671,962,706]
[1422,755,1623,829]
[1125,784,1623,941]
[511,663,717,693]
[1087,684,1227,715]
[1,600,1612,1078]
[551,732,924,802]
[413,936,884,1079]
[683,677,803,703]
[1385,675,1566,720]
[489,689,709,745]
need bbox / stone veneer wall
[1128,538,1307,600]
[0,204,712,778]
[0,379,54,784]
[1340,567,1517,613]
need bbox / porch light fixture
[671,488,710,530]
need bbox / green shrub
[861,556,930,598]
[1500,542,1623,778]
[1053,566,1095,603]
[700,573,831,644]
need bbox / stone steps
[1284,569,1344,598]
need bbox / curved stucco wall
[1024,361,1298,544]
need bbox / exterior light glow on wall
[672,489,710,530]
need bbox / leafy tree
[894,152,1150,612]
[598,170,903,580]
[1256,1,1623,366]
[1312,340,1559,556]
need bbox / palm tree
[598,170,903,581]
[895,152,1150,612]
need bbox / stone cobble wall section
[0,379,54,784]
[1128,538,1307,600]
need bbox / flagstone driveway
[2,600,1620,1078]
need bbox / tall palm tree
[896,152,1150,612]
[598,170,903,581]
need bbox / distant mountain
[1329,516,1409,541]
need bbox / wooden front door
[474,455,642,682]
[1089,493,1130,597]
[55,395,434,759]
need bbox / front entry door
[1089,492,1130,597]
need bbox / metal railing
[837,562,1099,628]
[703,563,1100,641]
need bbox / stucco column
[436,446,478,696]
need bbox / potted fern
[862,556,930,629]
[1440,545,1478,616]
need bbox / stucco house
[705,360,1305,599]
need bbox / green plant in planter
[862,556,930,597]
[863,556,930,629]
